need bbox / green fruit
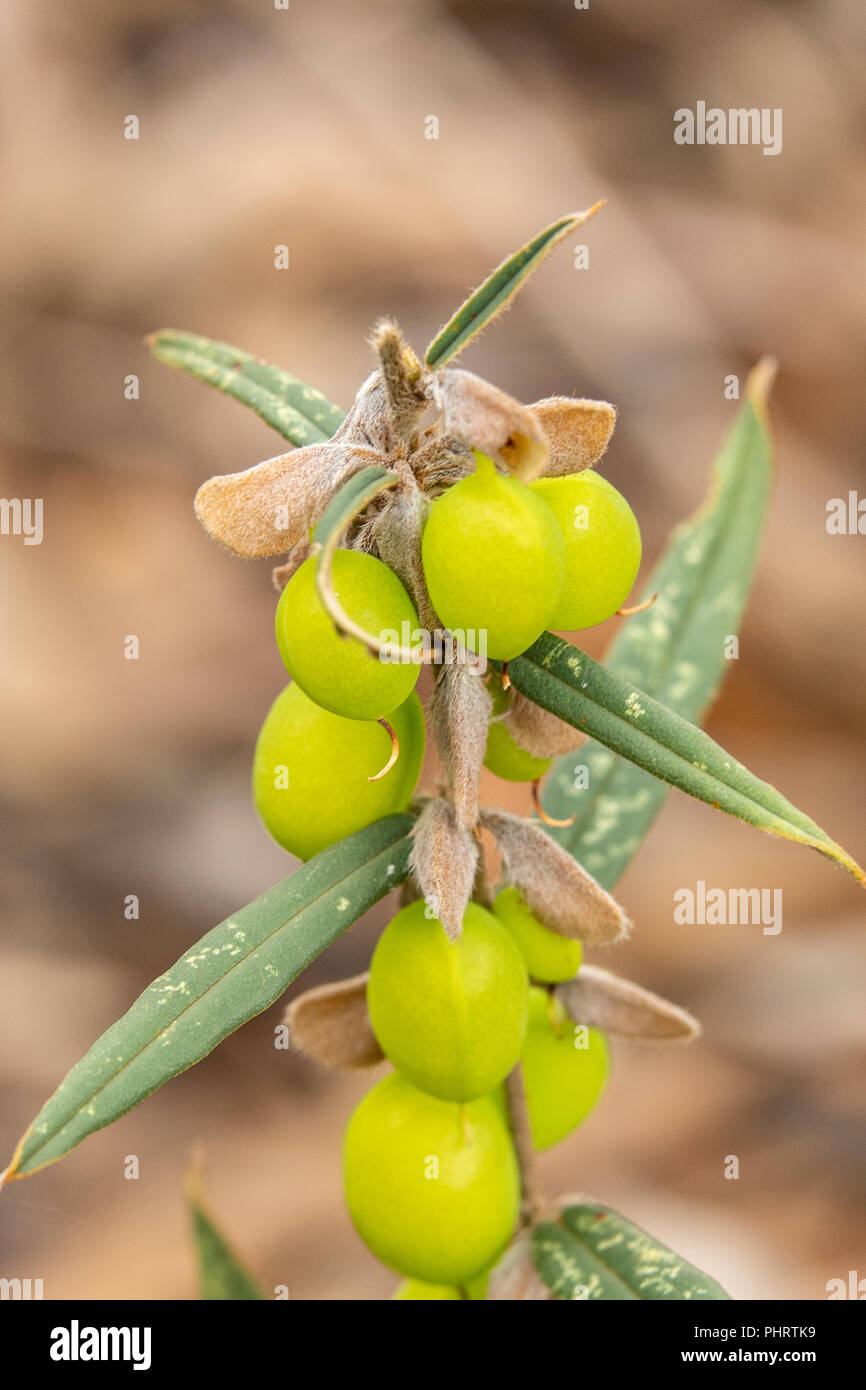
[276,550,420,720]
[494,887,583,983]
[392,1279,461,1300]
[392,1271,488,1300]
[484,720,552,782]
[253,683,424,861]
[421,452,565,660]
[532,471,642,629]
[367,900,528,1101]
[343,1072,519,1283]
[522,986,609,1149]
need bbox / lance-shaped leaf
[556,966,700,1043]
[531,1198,731,1300]
[425,205,604,369]
[187,1167,265,1300]
[286,973,384,1070]
[1,815,414,1183]
[148,329,346,445]
[504,632,864,885]
[541,364,781,888]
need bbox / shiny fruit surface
[367,899,529,1101]
[494,886,583,983]
[343,1072,519,1283]
[522,985,609,1149]
[275,549,420,720]
[253,683,424,860]
[421,452,565,660]
[532,471,641,629]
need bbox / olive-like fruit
[275,550,420,720]
[532,471,641,629]
[367,900,528,1101]
[421,452,565,660]
[253,684,424,861]
[343,1072,519,1284]
[521,986,609,1150]
[493,886,583,983]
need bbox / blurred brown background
[1,0,864,1301]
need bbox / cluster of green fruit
[343,889,609,1297]
[251,451,640,858]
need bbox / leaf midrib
[16,836,410,1173]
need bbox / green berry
[275,550,420,720]
[484,720,552,782]
[392,1271,488,1300]
[532,471,641,629]
[494,887,583,983]
[392,1280,461,1300]
[343,1072,519,1284]
[421,452,565,660]
[367,900,529,1101]
[253,683,424,861]
[521,986,609,1149]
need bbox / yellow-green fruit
[494,886,583,983]
[275,550,420,720]
[253,683,424,861]
[343,1072,520,1283]
[393,1280,461,1300]
[392,1271,488,1300]
[484,720,552,782]
[532,471,642,629]
[367,900,529,1101]
[421,452,565,660]
[522,986,609,1149]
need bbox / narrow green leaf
[187,1172,265,1301]
[425,206,603,369]
[533,1200,730,1300]
[538,368,855,889]
[2,815,414,1182]
[148,329,346,446]
[312,464,399,546]
[504,632,864,885]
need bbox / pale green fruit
[392,1280,461,1300]
[522,986,609,1150]
[392,1272,488,1300]
[421,452,565,660]
[275,550,420,720]
[367,900,528,1101]
[494,886,583,983]
[253,683,424,861]
[343,1073,519,1284]
[484,720,552,782]
[532,471,642,629]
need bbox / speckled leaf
[148,329,346,446]
[2,815,414,1182]
[504,632,864,884]
[533,1199,731,1300]
[188,1177,265,1301]
[425,207,602,369]
[537,370,862,887]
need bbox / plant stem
[505,1063,544,1225]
